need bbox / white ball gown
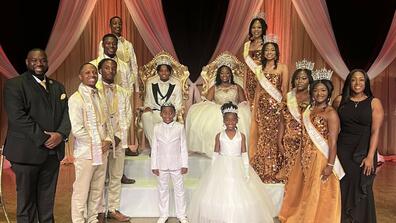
[186,85,251,157]
[188,130,276,223]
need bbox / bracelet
[327,163,335,167]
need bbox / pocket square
[60,93,66,100]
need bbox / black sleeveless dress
[337,97,377,223]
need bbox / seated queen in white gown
[186,52,251,157]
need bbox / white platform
[120,151,284,217]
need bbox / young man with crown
[142,57,183,148]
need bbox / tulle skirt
[188,155,275,223]
[186,101,251,157]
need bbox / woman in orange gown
[279,69,344,222]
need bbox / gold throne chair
[200,51,247,98]
[136,51,190,148]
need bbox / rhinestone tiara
[312,68,333,81]
[253,12,266,22]
[296,59,315,71]
[264,33,278,44]
[222,107,238,114]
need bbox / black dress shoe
[121,174,136,184]
[125,148,139,156]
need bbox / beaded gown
[276,90,309,183]
[337,97,377,223]
[245,48,262,104]
[186,85,251,157]
[249,69,283,183]
[279,111,342,223]
[188,130,275,223]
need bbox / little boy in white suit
[151,103,189,223]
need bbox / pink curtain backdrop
[46,0,99,75]
[292,0,350,79]
[123,0,178,60]
[209,0,263,61]
[263,0,293,68]
[368,12,396,79]
[0,46,18,79]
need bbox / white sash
[243,41,259,74]
[255,66,283,103]
[303,107,345,180]
[77,84,110,165]
[286,89,301,123]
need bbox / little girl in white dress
[188,102,275,223]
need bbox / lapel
[24,73,51,107]
[47,78,57,118]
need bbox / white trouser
[142,110,162,147]
[98,147,126,213]
[71,155,108,223]
[157,169,187,219]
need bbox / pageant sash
[243,41,259,74]
[303,107,345,180]
[255,66,283,103]
[287,89,301,123]
[77,84,109,165]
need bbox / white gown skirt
[186,101,251,157]
[188,155,276,223]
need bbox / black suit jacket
[3,71,71,164]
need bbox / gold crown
[296,59,315,71]
[312,68,333,81]
[253,12,266,22]
[216,53,236,69]
[155,56,172,67]
[264,33,278,44]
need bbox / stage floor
[1,157,395,223]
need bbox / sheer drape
[46,0,99,75]
[123,0,178,59]
[368,13,396,79]
[0,46,18,78]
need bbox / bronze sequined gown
[276,93,308,183]
[279,113,342,223]
[249,70,283,183]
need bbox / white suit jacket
[144,76,182,112]
[151,122,188,170]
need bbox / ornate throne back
[200,51,247,97]
[138,51,190,121]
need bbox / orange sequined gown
[276,93,309,183]
[249,70,283,183]
[245,49,262,104]
[279,113,341,223]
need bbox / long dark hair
[338,69,373,110]
[261,42,280,70]
[291,69,313,88]
[248,18,267,41]
[309,79,334,106]
[215,65,235,86]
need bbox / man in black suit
[3,48,71,222]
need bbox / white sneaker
[157,217,168,223]
[179,218,189,223]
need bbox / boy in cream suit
[151,103,189,223]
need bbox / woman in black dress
[333,69,384,223]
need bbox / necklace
[350,95,367,108]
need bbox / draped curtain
[0,46,18,78]
[0,0,395,154]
